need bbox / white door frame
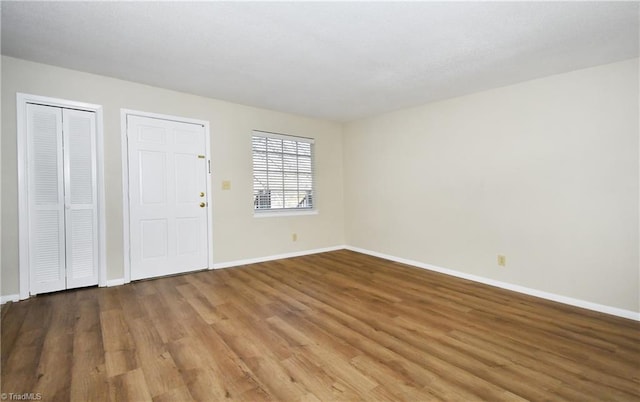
[120,109,213,283]
[17,93,107,300]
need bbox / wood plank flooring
[2,250,639,401]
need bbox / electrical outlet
[497,254,506,267]
[292,233,298,242]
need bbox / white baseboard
[345,245,640,322]
[1,294,20,305]
[7,245,635,321]
[213,245,347,269]
[103,246,346,285]
[106,278,126,287]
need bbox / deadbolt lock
[199,192,205,197]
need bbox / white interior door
[127,115,209,280]
[25,104,99,294]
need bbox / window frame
[252,130,316,216]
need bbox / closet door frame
[17,93,106,300]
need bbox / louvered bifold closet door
[63,109,99,289]
[27,104,66,294]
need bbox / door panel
[26,104,66,294]
[140,219,168,259]
[67,209,96,280]
[63,108,99,289]
[175,154,198,204]
[176,218,200,255]
[140,151,167,205]
[128,115,208,280]
[30,210,65,291]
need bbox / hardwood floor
[2,250,639,401]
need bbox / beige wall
[344,58,639,313]
[1,56,345,295]
[2,55,638,315]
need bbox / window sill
[253,209,318,218]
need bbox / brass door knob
[199,192,205,197]
[199,202,206,208]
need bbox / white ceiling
[2,1,638,122]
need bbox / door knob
[199,202,206,208]
[199,192,205,197]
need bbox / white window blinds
[252,130,314,211]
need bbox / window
[252,130,314,212]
